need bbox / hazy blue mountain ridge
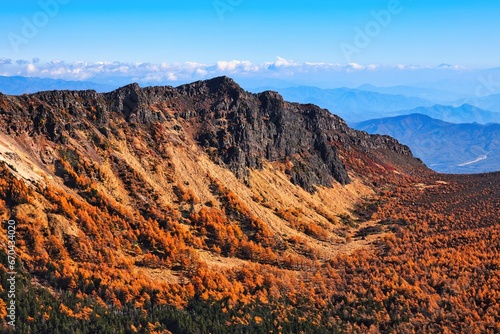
[271,86,434,123]
[355,113,500,173]
[395,104,500,124]
[0,76,116,95]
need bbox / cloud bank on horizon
[0,56,480,88]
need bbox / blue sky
[2,0,500,65]
[1,0,500,87]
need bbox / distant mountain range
[266,86,434,123]
[2,75,500,126]
[355,113,500,173]
[255,85,500,124]
[357,84,465,104]
[396,104,500,124]
[0,76,116,94]
[461,93,500,113]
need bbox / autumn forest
[0,77,498,333]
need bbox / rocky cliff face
[176,78,352,190]
[2,77,498,334]
[0,76,420,192]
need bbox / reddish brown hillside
[0,77,497,333]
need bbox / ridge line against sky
[1,1,500,93]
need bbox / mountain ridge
[355,113,500,173]
[255,85,435,123]
[1,76,498,333]
[394,103,500,124]
[356,83,466,103]
[0,75,116,95]
[1,76,422,192]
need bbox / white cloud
[273,56,299,68]
[167,72,178,81]
[195,68,208,76]
[0,57,473,85]
[216,60,256,72]
[26,63,37,73]
[216,60,238,71]
[347,63,365,70]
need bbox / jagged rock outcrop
[180,80,351,190]
[0,76,421,192]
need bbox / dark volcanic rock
[176,77,351,191]
[0,76,421,192]
[105,83,168,124]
